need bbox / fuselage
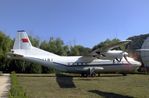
[10,47,141,74]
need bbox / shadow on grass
[88,90,134,98]
[99,74,125,77]
[56,74,76,88]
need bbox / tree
[40,37,68,56]
[29,36,40,47]
[0,31,13,72]
[69,45,91,56]
[92,38,120,51]
[127,34,149,51]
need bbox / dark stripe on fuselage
[26,57,131,67]
[53,62,131,67]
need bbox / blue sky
[0,0,149,48]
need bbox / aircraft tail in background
[141,37,149,50]
[137,37,149,67]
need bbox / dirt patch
[0,74,11,98]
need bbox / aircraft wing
[106,40,131,50]
[78,56,96,62]
[90,40,131,58]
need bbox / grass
[9,72,27,98]
[17,74,149,98]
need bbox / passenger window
[73,63,77,65]
[78,63,82,65]
[83,63,86,65]
[68,63,71,65]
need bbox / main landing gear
[81,68,97,77]
[81,73,96,77]
[121,73,127,76]
[81,71,97,77]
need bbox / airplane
[7,30,141,77]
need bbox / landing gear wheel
[81,73,87,77]
[122,73,127,76]
[90,72,96,77]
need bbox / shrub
[9,71,27,98]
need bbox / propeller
[115,51,130,64]
[115,58,122,62]
[123,52,131,64]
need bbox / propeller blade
[115,58,122,62]
[124,55,131,64]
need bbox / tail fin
[139,37,149,67]
[142,37,149,49]
[13,30,32,49]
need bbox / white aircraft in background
[137,37,149,67]
[8,30,141,76]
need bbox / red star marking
[21,38,29,43]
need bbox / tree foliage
[92,38,120,51]
[127,34,149,51]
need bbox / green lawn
[17,74,149,98]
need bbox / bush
[9,71,27,98]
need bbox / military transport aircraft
[7,30,141,76]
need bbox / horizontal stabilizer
[7,52,23,59]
